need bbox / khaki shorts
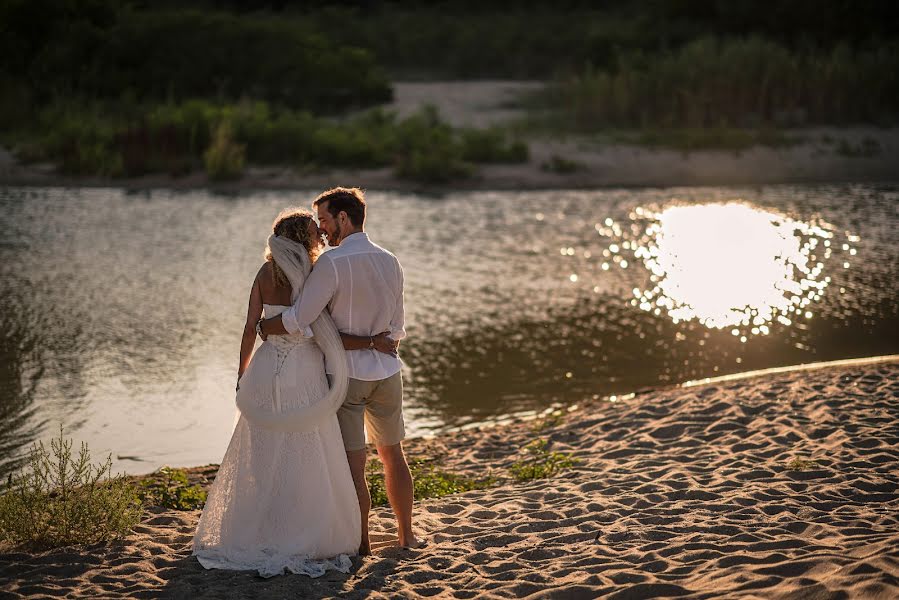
[337,371,405,452]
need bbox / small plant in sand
[138,467,207,510]
[531,411,564,432]
[786,457,817,471]
[367,457,494,508]
[0,427,142,548]
[509,438,578,482]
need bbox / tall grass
[542,37,899,130]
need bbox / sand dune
[2,359,897,598]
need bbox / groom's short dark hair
[313,187,366,227]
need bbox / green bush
[392,106,473,183]
[138,467,207,511]
[204,120,246,181]
[509,439,578,482]
[10,100,525,182]
[0,427,142,548]
[541,155,583,174]
[459,127,529,164]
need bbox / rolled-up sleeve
[281,255,338,336]
[388,259,406,341]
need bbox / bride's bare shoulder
[254,262,274,288]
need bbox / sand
[2,81,898,192]
[1,357,897,599]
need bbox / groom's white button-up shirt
[281,232,405,381]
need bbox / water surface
[1,184,896,475]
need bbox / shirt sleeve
[281,255,338,336]
[388,259,406,341]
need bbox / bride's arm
[238,268,264,381]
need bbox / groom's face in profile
[317,201,341,247]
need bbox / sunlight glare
[618,202,847,332]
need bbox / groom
[258,187,420,554]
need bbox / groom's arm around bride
[259,187,421,553]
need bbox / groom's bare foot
[398,535,425,549]
[358,540,371,556]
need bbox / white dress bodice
[263,304,315,367]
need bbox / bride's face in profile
[308,219,325,249]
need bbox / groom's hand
[373,332,399,356]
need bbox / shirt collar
[339,232,368,246]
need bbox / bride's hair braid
[264,207,320,288]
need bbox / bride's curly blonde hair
[264,207,321,288]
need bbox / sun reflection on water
[599,202,856,335]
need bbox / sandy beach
[1,357,897,598]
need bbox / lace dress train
[193,305,361,578]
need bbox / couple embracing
[193,187,421,578]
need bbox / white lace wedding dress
[193,301,361,576]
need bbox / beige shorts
[337,371,405,452]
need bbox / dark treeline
[0,0,391,118]
[1,0,897,181]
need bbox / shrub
[459,127,529,163]
[509,439,578,482]
[0,427,142,548]
[204,120,245,181]
[541,155,583,174]
[392,106,473,183]
[138,467,207,511]
[367,457,494,508]
[786,457,817,471]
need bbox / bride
[193,207,377,577]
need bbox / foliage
[391,105,473,183]
[835,138,882,158]
[626,127,801,153]
[531,412,565,432]
[300,3,899,79]
[204,120,246,181]
[0,427,142,548]
[0,3,391,113]
[509,439,578,482]
[366,457,494,508]
[539,37,899,131]
[541,155,584,174]
[786,457,817,471]
[8,101,523,183]
[138,467,207,511]
[459,128,529,164]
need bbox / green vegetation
[836,138,883,158]
[531,412,565,432]
[535,37,899,132]
[2,2,896,174]
[541,155,584,174]
[6,101,527,183]
[138,467,207,511]
[786,457,818,471]
[619,127,802,153]
[0,428,142,548]
[0,2,390,114]
[367,457,494,508]
[204,121,246,181]
[509,439,578,482]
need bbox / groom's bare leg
[346,448,371,556]
[377,442,421,548]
